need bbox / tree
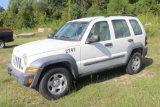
[1,0,160,29]
[0,6,5,12]
[16,0,29,28]
[134,0,158,14]
[87,3,101,16]
[107,0,128,14]
[129,0,139,4]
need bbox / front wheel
[0,40,5,48]
[126,52,142,74]
[39,67,72,100]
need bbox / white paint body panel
[12,39,81,72]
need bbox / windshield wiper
[59,36,70,40]
[54,35,78,41]
[52,36,58,39]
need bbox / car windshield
[54,22,89,41]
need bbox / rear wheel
[126,52,142,74]
[0,40,5,48]
[39,67,72,100]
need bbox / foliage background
[0,0,160,36]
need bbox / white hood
[13,39,80,57]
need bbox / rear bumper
[5,39,14,42]
[7,62,35,87]
[143,46,148,57]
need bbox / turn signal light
[26,67,38,73]
[28,78,33,84]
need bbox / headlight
[23,54,28,65]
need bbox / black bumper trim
[7,62,35,87]
[143,46,148,57]
[84,54,125,66]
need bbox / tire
[0,40,5,48]
[39,67,72,100]
[126,52,142,74]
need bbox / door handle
[105,43,112,47]
[128,39,133,42]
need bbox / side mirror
[86,35,100,44]
[48,33,54,39]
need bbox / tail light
[145,36,147,46]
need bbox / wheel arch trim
[28,54,79,88]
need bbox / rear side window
[112,20,131,39]
[130,20,142,35]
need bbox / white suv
[7,15,148,100]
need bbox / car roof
[69,16,104,22]
[69,15,137,22]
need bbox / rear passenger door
[111,19,133,64]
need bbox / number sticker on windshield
[66,48,75,54]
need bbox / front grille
[12,55,23,70]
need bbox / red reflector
[145,36,147,45]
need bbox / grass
[138,13,160,37]
[0,33,159,107]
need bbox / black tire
[126,52,142,74]
[39,67,72,100]
[0,40,5,48]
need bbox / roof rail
[104,14,136,17]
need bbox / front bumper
[7,62,35,87]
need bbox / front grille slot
[13,55,22,70]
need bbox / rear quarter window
[129,20,142,35]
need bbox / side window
[130,20,142,35]
[88,23,99,38]
[112,20,131,39]
[88,21,110,41]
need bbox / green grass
[0,33,159,107]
